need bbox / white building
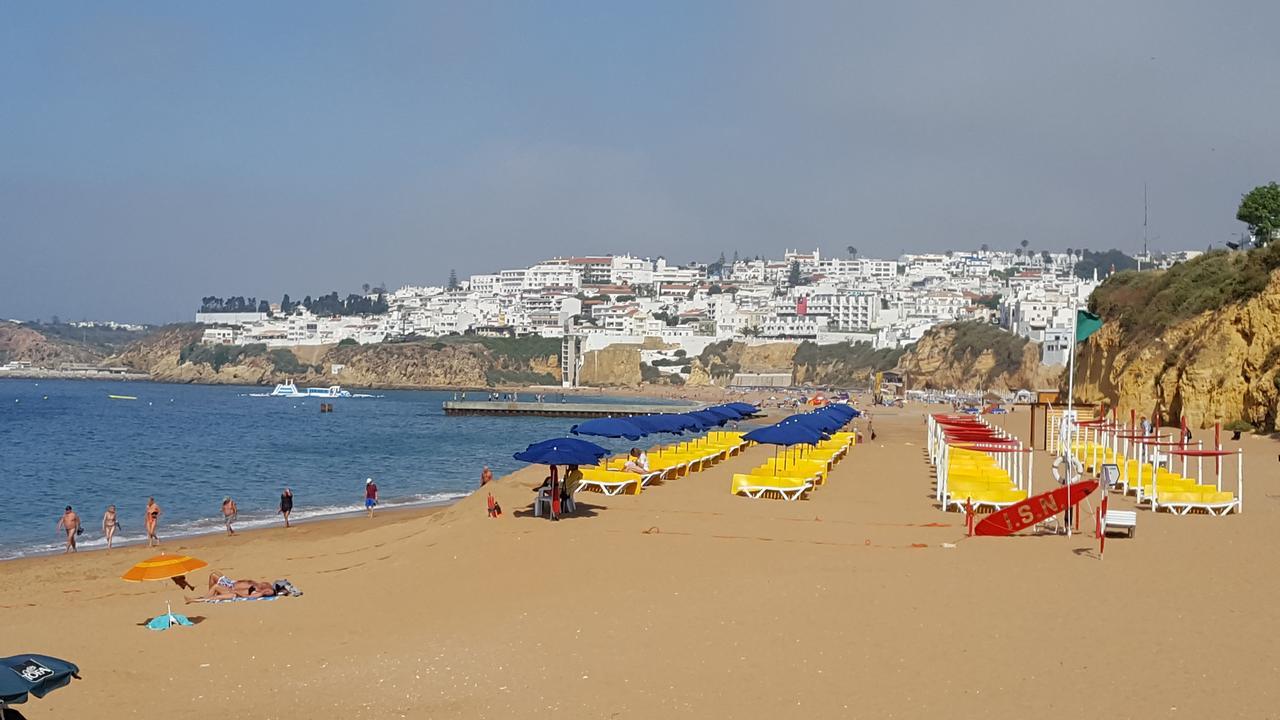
[523,264,583,291]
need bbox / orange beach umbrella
[121,554,208,582]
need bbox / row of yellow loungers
[572,431,750,497]
[1070,441,1240,515]
[943,446,1027,512]
[730,431,857,501]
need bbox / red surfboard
[973,479,1098,536]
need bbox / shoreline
[2,489,463,563]
[0,497,456,569]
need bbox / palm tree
[980,243,990,253]
[1020,239,1030,251]
[846,246,858,258]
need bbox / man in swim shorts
[57,506,81,553]
[364,478,378,518]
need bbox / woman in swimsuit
[279,488,293,528]
[145,497,161,547]
[102,505,121,549]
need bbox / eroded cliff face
[113,329,561,388]
[1076,276,1280,429]
[896,325,1057,392]
[0,322,104,365]
[579,345,642,387]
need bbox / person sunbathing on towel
[187,576,275,603]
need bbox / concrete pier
[442,400,697,418]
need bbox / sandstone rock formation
[895,322,1057,392]
[1075,277,1280,429]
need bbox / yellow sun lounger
[731,473,813,501]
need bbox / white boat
[303,385,352,398]
[262,382,352,398]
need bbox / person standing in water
[279,488,294,528]
[145,497,161,547]
[102,505,120,549]
[364,478,378,518]
[57,506,81,553]
[221,497,238,535]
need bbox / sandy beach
[6,406,1279,719]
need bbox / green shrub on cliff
[179,342,266,371]
[484,369,556,386]
[269,348,311,375]
[429,335,560,364]
[1090,244,1280,335]
[946,322,1029,379]
[792,340,905,383]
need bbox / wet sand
[5,406,1278,718]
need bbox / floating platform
[442,400,697,418]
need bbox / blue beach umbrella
[747,422,826,446]
[570,417,649,441]
[789,413,842,433]
[515,438,611,465]
[743,422,826,475]
[702,406,743,421]
[726,402,758,415]
[0,654,80,709]
[631,414,698,435]
[686,410,729,428]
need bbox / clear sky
[2,1,1278,323]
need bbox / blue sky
[2,1,1279,322]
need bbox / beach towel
[146,613,195,630]
[202,595,279,605]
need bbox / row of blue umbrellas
[512,403,758,466]
[743,403,859,447]
[567,403,757,443]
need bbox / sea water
[0,379,672,559]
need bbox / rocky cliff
[895,321,1056,392]
[1076,255,1280,429]
[113,329,562,389]
[0,321,106,365]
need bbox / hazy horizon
[3,2,1278,324]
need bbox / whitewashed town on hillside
[195,247,1202,374]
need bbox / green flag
[1076,309,1103,342]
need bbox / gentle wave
[0,492,468,561]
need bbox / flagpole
[1065,293,1079,538]
[1068,293,1078,413]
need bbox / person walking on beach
[364,478,378,518]
[279,488,294,528]
[57,506,81,553]
[145,497,161,547]
[480,466,493,488]
[222,497,238,535]
[102,505,120,549]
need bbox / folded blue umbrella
[570,417,648,440]
[0,654,79,706]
